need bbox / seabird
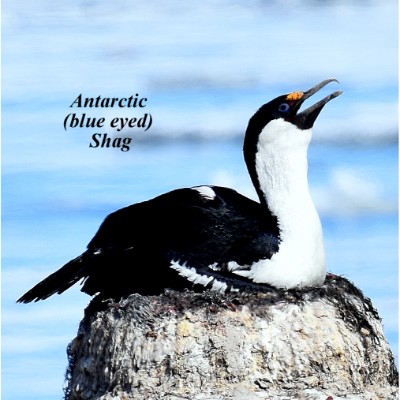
[18,79,342,303]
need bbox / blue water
[2,1,398,399]
[2,140,398,399]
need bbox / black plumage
[18,79,342,303]
[18,187,280,301]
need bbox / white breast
[238,119,326,288]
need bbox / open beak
[292,78,343,130]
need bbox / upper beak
[292,78,343,130]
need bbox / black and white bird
[18,79,342,303]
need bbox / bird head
[243,79,342,204]
[246,79,342,135]
[268,78,342,130]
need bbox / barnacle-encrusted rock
[65,276,398,400]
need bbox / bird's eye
[278,103,290,113]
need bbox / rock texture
[65,276,398,400]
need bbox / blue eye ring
[278,103,290,113]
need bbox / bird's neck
[247,119,316,221]
[246,120,326,287]
[255,140,317,229]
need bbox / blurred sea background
[2,1,398,399]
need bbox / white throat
[251,119,326,288]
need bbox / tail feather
[17,253,87,303]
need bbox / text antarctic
[70,94,148,108]
[64,94,152,152]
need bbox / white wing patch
[193,186,216,201]
[170,260,233,293]
[170,261,214,286]
[208,262,221,271]
[227,261,249,272]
